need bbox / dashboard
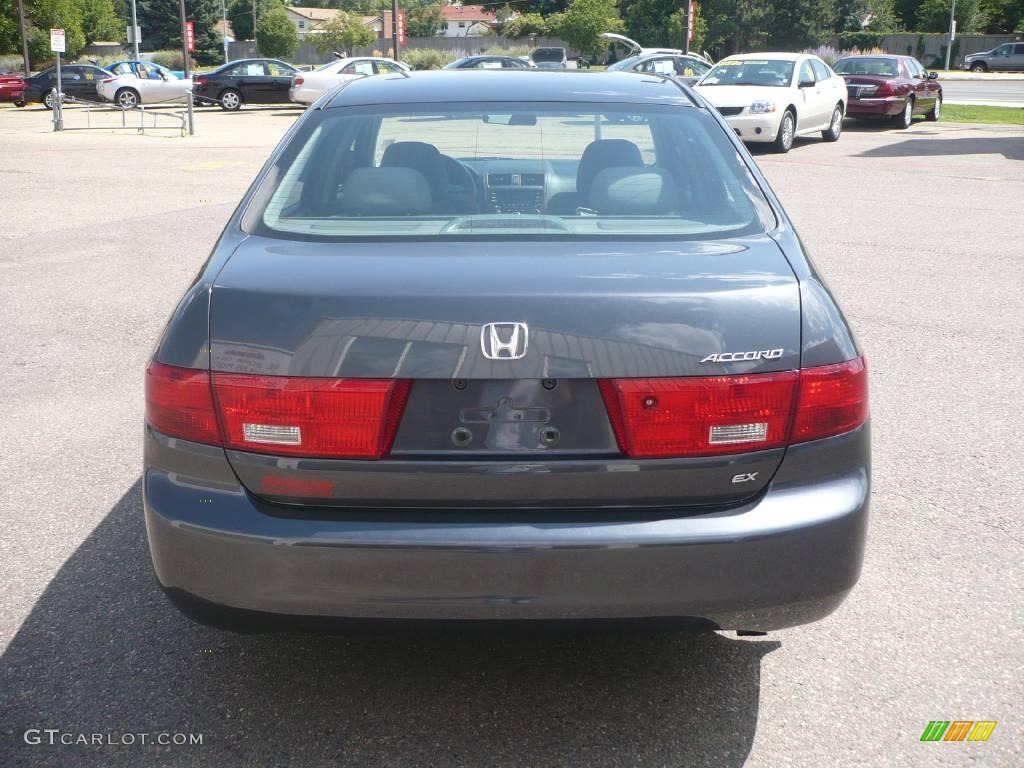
[460,159,577,214]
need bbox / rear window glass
[251,102,774,240]
[834,58,899,77]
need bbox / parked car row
[691,52,942,153]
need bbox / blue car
[106,60,186,80]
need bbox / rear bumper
[144,425,870,630]
[846,96,904,117]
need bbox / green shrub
[837,31,884,50]
[401,48,457,70]
[483,45,531,57]
[150,50,188,70]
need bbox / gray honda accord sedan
[144,71,869,632]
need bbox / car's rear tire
[14,98,25,108]
[926,94,942,122]
[219,89,242,111]
[772,109,795,153]
[969,62,987,73]
[115,88,140,109]
[822,103,843,142]
[43,91,59,110]
[893,97,913,129]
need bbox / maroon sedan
[0,71,26,107]
[834,55,942,128]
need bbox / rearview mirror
[927,71,939,80]
[483,113,537,126]
[798,79,815,88]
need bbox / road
[938,78,1024,105]
[1,105,1022,767]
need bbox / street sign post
[50,28,64,131]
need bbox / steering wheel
[441,156,486,213]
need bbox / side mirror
[927,71,939,80]
[798,79,815,88]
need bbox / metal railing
[50,88,196,136]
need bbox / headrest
[577,139,643,196]
[589,167,679,215]
[341,167,432,216]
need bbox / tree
[838,0,899,31]
[26,0,87,59]
[76,0,123,43]
[139,0,222,51]
[552,0,624,58]
[406,4,445,37]
[255,5,296,57]
[313,10,376,56]
[981,0,1024,32]
[667,3,708,51]
[767,0,838,48]
[502,11,550,36]
[917,0,988,31]
[700,0,771,55]
[228,0,281,42]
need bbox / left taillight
[145,362,411,459]
[101,78,115,84]
[599,357,868,459]
[145,361,221,444]
[212,374,411,459]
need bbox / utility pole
[130,0,140,60]
[16,0,30,75]
[682,1,690,55]
[222,0,229,64]
[253,0,258,54]
[179,0,191,78]
[391,0,400,61]
[944,0,957,71]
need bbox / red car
[834,55,942,128]
[0,71,26,106]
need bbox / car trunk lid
[209,235,802,508]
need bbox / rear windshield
[834,58,899,77]
[701,59,795,87]
[250,102,774,240]
[531,48,566,62]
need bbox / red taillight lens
[294,76,304,86]
[791,357,868,444]
[211,374,411,459]
[875,81,894,97]
[599,357,867,458]
[102,77,115,84]
[145,362,221,444]
[194,76,207,87]
[599,372,798,458]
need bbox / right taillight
[791,357,868,444]
[599,356,867,458]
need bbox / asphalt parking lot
[1,104,1022,767]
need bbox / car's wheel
[14,98,25,108]
[772,109,795,153]
[969,62,986,73]
[219,89,242,111]
[926,94,942,122]
[115,88,140,109]
[893,97,913,129]
[822,103,843,142]
[43,91,59,110]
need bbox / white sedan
[289,57,410,106]
[96,62,195,109]
[694,53,846,153]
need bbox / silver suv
[963,42,1024,72]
